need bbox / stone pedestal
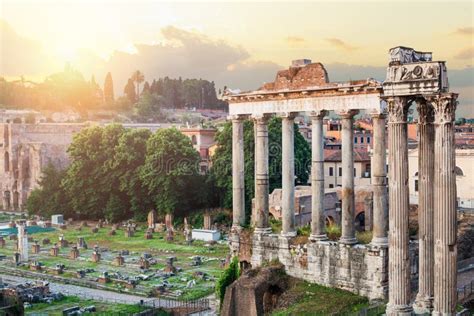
[70,246,79,259]
[50,245,59,256]
[125,227,134,238]
[386,97,412,315]
[32,242,40,254]
[145,230,153,239]
[91,251,101,263]
[139,257,151,270]
[114,254,125,266]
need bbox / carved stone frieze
[389,46,432,64]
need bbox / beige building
[324,149,371,189]
[409,148,474,209]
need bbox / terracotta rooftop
[324,149,371,162]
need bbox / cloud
[453,26,474,36]
[285,36,306,46]
[325,38,357,51]
[0,19,57,77]
[454,47,474,60]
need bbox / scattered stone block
[50,245,59,257]
[80,221,88,227]
[59,224,67,230]
[30,261,42,271]
[108,229,116,236]
[32,242,40,254]
[91,227,99,233]
[98,271,110,284]
[145,230,153,239]
[97,220,104,228]
[77,237,87,249]
[164,256,177,273]
[155,223,165,232]
[125,226,134,238]
[114,254,125,266]
[139,257,150,269]
[52,264,65,275]
[43,221,52,228]
[70,246,80,259]
[191,256,202,266]
[91,251,101,263]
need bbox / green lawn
[270,281,378,316]
[25,296,156,315]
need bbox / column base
[339,236,358,245]
[413,295,433,315]
[309,234,328,242]
[254,227,272,235]
[386,304,413,316]
[231,225,243,234]
[280,231,297,238]
[370,236,388,247]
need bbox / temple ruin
[225,47,458,315]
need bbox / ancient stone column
[232,115,246,229]
[281,112,297,237]
[386,97,412,315]
[431,94,458,315]
[310,110,328,241]
[338,109,359,245]
[370,112,388,247]
[254,115,271,234]
[414,99,435,313]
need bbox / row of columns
[386,94,458,315]
[231,109,389,245]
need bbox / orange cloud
[454,47,474,60]
[325,38,357,51]
[285,36,305,44]
[453,26,474,36]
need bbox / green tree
[134,92,164,122]
[25,164,68,218]
[104,72,114,104]
[210,116,311,223]
[62,124,126,219]
[139,128,200,215]
[112,128,153,219]
[124,78,137,103]
[131,70,145,102]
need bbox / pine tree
[104,72,114,103]
[142,81,150,95]
[124,78,137,103]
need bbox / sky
[1,0,473,116]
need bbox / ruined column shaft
[310,111,328,241]
[254,116,271,233]
[386,97,412,315]
[414,100,435,313]
[339,110,358,245]
[232,117,246,228]
[371,113,388,247]
[432,94,458,315]
[281,113,296,236]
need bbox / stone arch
[4,151,9,172]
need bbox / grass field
[25,296,159,316]
[0,222,229,300]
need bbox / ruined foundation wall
[248,234,388,300]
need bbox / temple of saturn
[224,46,459,315]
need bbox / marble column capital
[369,112,387,119]
[228,114,249,122]
[251,114,272,124]
[386,96,409,124]
[278,112,299,120]
[427,93,458,124]
[416,98,434,125]
[336,109,359,119]
[310,110,328,119]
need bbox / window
[329,184,334,188]
[415,180,419,192]
[354,137,358,144]
[367,136,371,143]
[338,167,342,176]
[360,137,364,143]
[354,168,356,177]
[329,167,334,176]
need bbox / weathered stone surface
[221,265,289,316]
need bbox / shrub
[215,256,240,308]
[326,224,342,241]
